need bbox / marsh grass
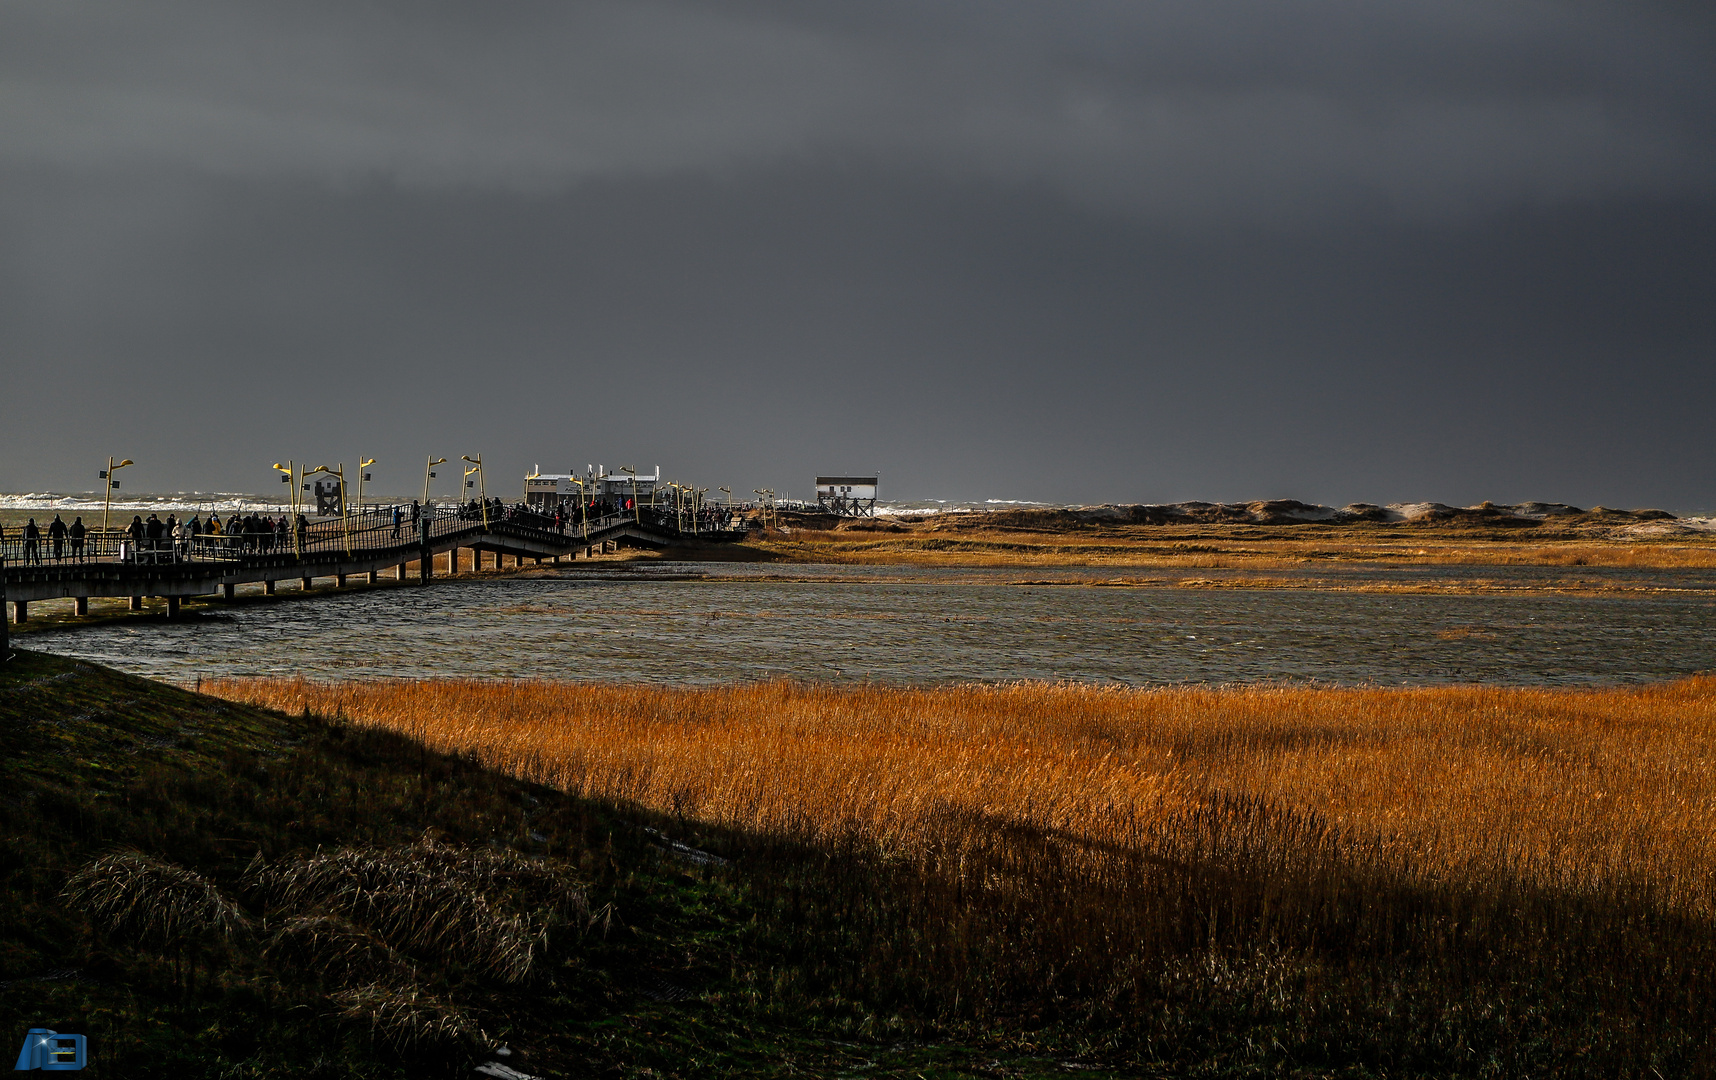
[206,676,1716,1071]
[747,525,1716,572]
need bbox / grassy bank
[2,650,957,1078]
[8,651,1715,1074]
[202,676,1716,1076]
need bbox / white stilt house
[815,475,878,516]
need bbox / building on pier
[524,465,662,509]
[815,475,879,516]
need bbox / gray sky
[3,0,1713,510]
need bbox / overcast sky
[3,0,1713,510]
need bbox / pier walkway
[1,505,742,623]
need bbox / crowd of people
[1,515,89,562]
[3,495,740,566]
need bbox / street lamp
[423,456,447,508]
[99,457,133,533]
[356,458,376,517]
[272,462,305,555]
[620,465,640,523]
[272,462,300,518]
[570,475,591,541]
[462,455,488,529]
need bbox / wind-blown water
[25,562,1716,686]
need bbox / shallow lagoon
[28,561,1716,686]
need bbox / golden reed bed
[204,677,1716,917]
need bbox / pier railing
[2,500,744,571]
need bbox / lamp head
[118,459,134,468]
[361,458,376,468]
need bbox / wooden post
[129,595,143,611]
[397,562,408,580]
[264,579,276,595]
[301,576,313,591]
[367,570,378,584]
[74,596,89,616]
[9,600,24,623]
[336,573,347,587]
[165,596,180,618]
[222,583,235,601]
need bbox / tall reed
[206,676,1716,1064]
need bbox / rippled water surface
[26,562,1716,686]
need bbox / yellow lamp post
[423,456,447,509]
[272,461,299,517]
[620,465,640,523]
[272,462,304,556]
[356,458,376,515]
[570,475,591,540]
[462,455,488,529]
[99,457,133,533]
[695,487,709,535]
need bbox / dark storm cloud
[5,0,1710,219]
[2,1,1714,507]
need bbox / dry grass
[746,526,1716,572]
[204,677,1716,917]
[202,676,1716,1064]
[247,836,584,983]
[63,851,250,947]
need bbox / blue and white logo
[13,1029,86,1071]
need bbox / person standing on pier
[68,517,86,561]
[22,519,41,564]
[48,515,67,561]
[392,505,403,538]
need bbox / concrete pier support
[10,600,26,623]
[129,596,143,611]
[74,596,89,616]
[397,563,408,580]
[367,570,378,584]
[165,596,180,618]
[336,574,347,587]
[301,577,313,591]
[264,580,275,595]
[223,583,236,602]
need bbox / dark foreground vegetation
[2,651,1712,1077]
